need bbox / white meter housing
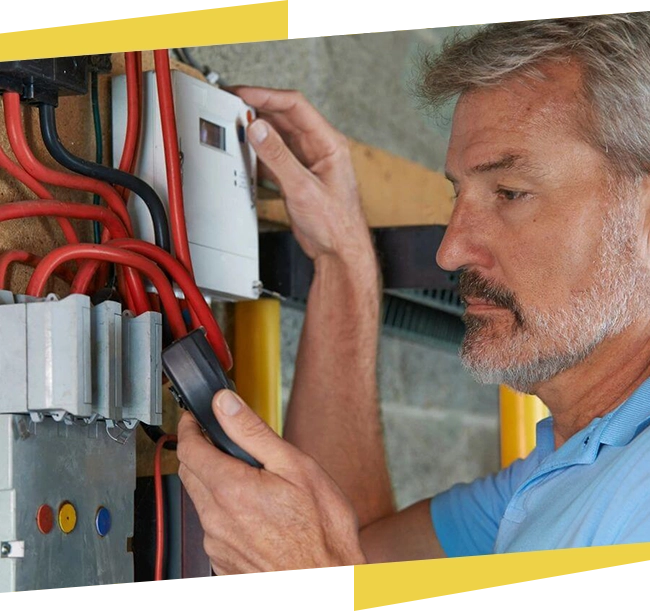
[112,70,260,300]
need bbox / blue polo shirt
[430,376,650,556]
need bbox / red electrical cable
[27,244,187,338]
[124,50,143,182]
[116,52,142,201]
[0,200,129,240]
[0,200,149,312]
[3,93,134,235]
[73,238,233,370]
[154,433,177,581]
[153,50,195,279]
[0,143,79,244]
[116,266,137,314]
[0,250,75,289]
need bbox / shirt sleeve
[430,451,539,557]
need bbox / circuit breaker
[112,70,260,301]
[0,293,162,592]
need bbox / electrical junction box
[0,414,135,591]
[0,292,160,591]
[112,70,260,301]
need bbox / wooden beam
[257,139,454,228]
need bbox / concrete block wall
[193,25,500,510]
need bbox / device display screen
[200,118,226,152]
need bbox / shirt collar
[534,417,555,459]
[534,375,650,460]
[599,375,650,447]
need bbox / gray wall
[192,27,500,510]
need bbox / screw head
[1,543,11,556]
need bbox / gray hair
[418,13,650,178]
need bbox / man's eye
[496,188,528,201]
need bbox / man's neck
[533,319,650,448]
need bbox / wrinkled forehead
[447,61,587,170]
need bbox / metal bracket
[104,419,137,444]
[1,541,25,559]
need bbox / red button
[246,110,253,124]
[36,504,54,534]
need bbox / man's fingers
[212,389,300,472]
[233,86,331,135]
[177,411,249,485]
[234,86,345,162]
[248,119,319,201]
[257,163,280,189]
[178,460,214,512]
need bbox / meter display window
[200,118,226,152]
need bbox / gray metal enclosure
[0,414,135,592]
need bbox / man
[176,13,650,574]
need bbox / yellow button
[58,502,77,534]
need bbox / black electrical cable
[90,72,103,244]
[38,103,171,253]
[39,102,175,347]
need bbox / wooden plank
[257,139,454,228]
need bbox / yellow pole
[233,299,282,435]
[499,386,550,468]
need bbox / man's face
[438,62,649,392]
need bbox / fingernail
[216,390,243,416]
[249,120,268,144]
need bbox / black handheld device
[161,328,262,468]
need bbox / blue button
[237,125,246,143]
[95,506,112,537]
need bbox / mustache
[458,270,524,326]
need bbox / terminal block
[122,312,163,423]
[0,55,112,105]
[0,292,162,425]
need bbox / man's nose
[435,198,494,272]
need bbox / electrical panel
[112,70,261,301]
[0,414,135,591]
[0,293,161,592]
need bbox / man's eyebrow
[445,153,540,183]
[470,153,528,174]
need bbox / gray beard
[459,191,647,393]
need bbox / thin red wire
[153,50,195,278]
[27,244,187,338]
[154,434,177,581]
